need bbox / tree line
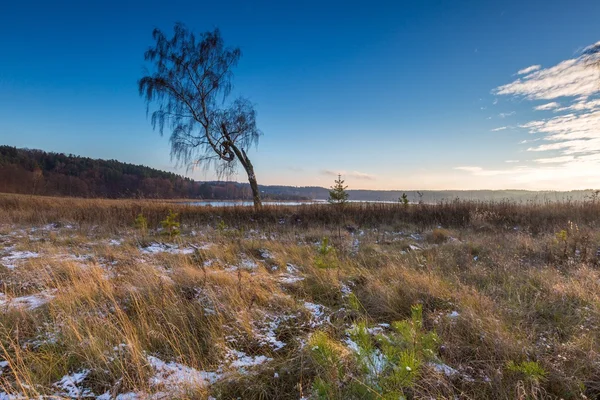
[0,146,305,200]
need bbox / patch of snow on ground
[96,393,140,400]
[140,243,197,255]
[1,251,39,269]
[259,249,273,259]
[54,369,93,398]
[278,274,304,284]
[428,361,458,377]
[227,349,272,370]
[351,238,360,254]
[0,361,8,376]
[344,337,360,352]
[254,315,287,350]
[278,263,304,284]
[109,239,123,246]
[286,263,299,274]
[0,290,56,310]
[447,311,460,318]
[340,283,352,297]
[410,233,423,241]
[225,255,258,272]
[147,355,222,391]
[345,324,388,380]
[304,302,327,327]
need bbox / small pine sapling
[400,193,409,207]
[161,209,180,238]
[134,213,148,234]
[328,174,349,205]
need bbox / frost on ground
[224,255,258,272]
[253,313,289,351]
[1,251,39,269]
[0,291,55,310]
[304,301,327,327]
[428,361,459,377]
[227,349,272,370]
[147,355,221,390]
[277,263,304,284]
[54,369,94,398]
[140,242,199,255]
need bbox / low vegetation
[0,193,599,398]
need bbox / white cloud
[494,58,600,100]
[454,166,482,173]
[453,162,600,189]
[491,126,507,132]
[489,42,600,190]
[555,98,600,112]
[349,171,376,180]
[522,110,600,145]
[505,160,519,163]
[517,65,541,75]
[534,155,575,164]
[320,169,376,180]
[534,102,560,111]
[499,111,515,118]
[454,166,517,176]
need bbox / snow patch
[1,251,39,269]
[428,361,458,377]
[304,302,327,327]
[227,349,272,370]
[0,290,55,310]
[147,355,221,391]
[140,243,200,255]
[54,369,93,398]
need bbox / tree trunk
[246,164,261,208]
[230,144,262,208]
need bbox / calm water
[182,200,400,207]
[183,200,326,207]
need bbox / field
[0,193,599,399]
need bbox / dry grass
[0,194,598,399]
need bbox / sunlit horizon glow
[1,1,600,191]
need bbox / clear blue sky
[1,0,600,190]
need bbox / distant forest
[0,146,307,200]
[0,146,596,202]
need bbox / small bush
[507,360,547,382]
[429,228,451,244]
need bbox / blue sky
[1,0,600,190]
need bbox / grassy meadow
[0,193,599,399]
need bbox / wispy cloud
[534,155,575,164]
[498,111,515,118]
[320,170,376,180]
[517,65,541,75]
[486,43,600,189]
[555,98,600,112]
[505,160,520,163]
[320,169,339,177]
[534,102,560,111]
[454,166,519,176]
[491,126,508,132]
[494,56,600,100]
[454,166,482,173]
[349,171,376,180]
